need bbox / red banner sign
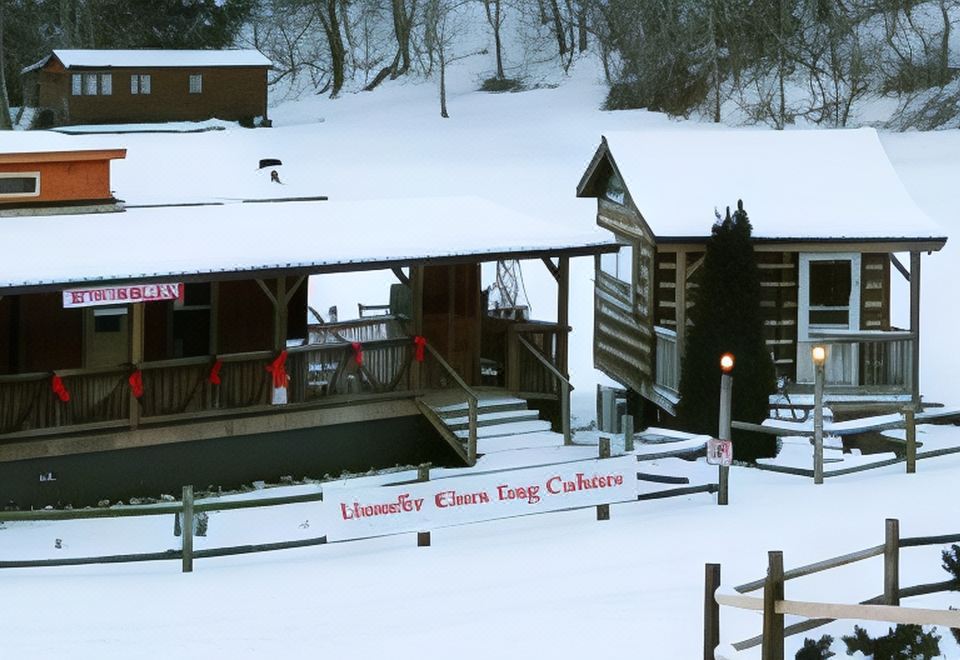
[62,283,183,309]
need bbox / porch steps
[443,408,541,431]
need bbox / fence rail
[705,519,960,659]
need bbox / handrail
[516,334,573,445]
[807,330,916,343]
[424,342,478,464]
[516,335,573,390]
[654,325,678,339]
[735,544,885,593]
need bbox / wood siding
[34,65,268,126]
[593,198,656,395]
[0,159,113,205]
[757,251,799,380]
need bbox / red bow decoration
[208,359,223,385]
[128,370,144,399]
[51,374,70,403]
[351,342,364,366]
[266,350,288,389]
[413,335,427,363]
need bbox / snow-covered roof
[592,127,945,243]
[23,49,271,73]
[0,196,614,293]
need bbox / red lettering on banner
[340,493,425,521]
[435,490,490,508]
[546,472,625,495]
[496,484,541,504]
[70,292,85,305]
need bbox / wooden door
[84,306,129,368]
[421,263,481,385]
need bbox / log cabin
[577,128,947,421]
[0,142,614,507]
[21,49,271,128]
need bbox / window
[83,73,98,95]
[189,74,203,94]
[808,260,852,325]
[100,73,112,95]
[130,74,151,95]
[71,74,82,96]
[0,172,40,198]
[172,283,211,358]
[603,171,627,205]
[600,244,633,283]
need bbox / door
[84,306,129,367]
[797,254,861,384]
[421,264,481,385]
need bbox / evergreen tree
[675,200,776,462]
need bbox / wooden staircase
[417,393,552,465]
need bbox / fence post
[181,485,194,574]
[467,397,478,464]
[561,380,572,446]
[703,563,721,660]
[597,437,611,521]
[622,414,634,453]
[762,551,784,660]
[718,371,732,506]
[884,518,900,606]
[903,407,917,474]
[418,463,431,546]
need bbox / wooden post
[181,485,194,573]
[561,380,572,446]
[597,437,611,521]
[467,397,478,465]
[761,551,784,660]
[417,463,431,546]
[884,518,900,606]
[274,277,288,352]
[557,256,570,377]
[718,372,732,506]
[703,563,721,660]
[904,407,917,474]
[813,360,825,485]
[410,266,424,390]
[909,251,921,411]
[622,414,634,453]
[675,251,687,361]
[209,281,220,355]
[129,302,145,430]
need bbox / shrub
[841,624,941,659]
[795,635,834,659]
[479,77,523,93]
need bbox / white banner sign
[322,456,637,542]
[62,283,183,308]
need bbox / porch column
[129,302,145,429]
[557,256,570,376]
[273,277,288,352]
[910,251,921,409]
[675,251,687,360]
[410,266,424,390]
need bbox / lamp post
[718,352,734,505]
[812,345,827,485]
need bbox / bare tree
[482,0,505,79]
[0,0,11,129]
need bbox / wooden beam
[391,267,410,286]
[129,302,145,430]
[255,278,277,307]
[410,266,424,389]
[209,282,219,355]
[910,252,921,409]
[284,275,306,305]
[541,257,560,281]
[274,278,288,352]
[890,254,910,282]
[686,255,705,279]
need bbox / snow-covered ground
[3,55,960,658]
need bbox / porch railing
[422,343,478,463]
[505,322,567,397]
[654,326,680,394]
[804,330,914,391]
[307,315,407,345]
[0,337,418,441]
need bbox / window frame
[130,74,152,95]
[99,73,112,96]
[188,73,203,94]
[71,74,82,96]
[0,172,41,199]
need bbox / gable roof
[578,127,946,245]
[0,196,615,295]
[23,49,271,74]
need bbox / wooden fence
[704,518,960,660]
[0,424,718,573]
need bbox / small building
[577,128,947,419]
[0,141,613,507]
[21,49,271,128]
